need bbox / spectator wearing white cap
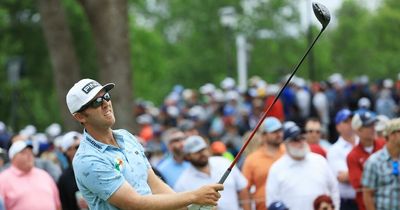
[0,141,61,210]
[67,78,223,210]
[57,131,88,210]
[346,111,386,210]
[241,117,285,210]
[174,135,250,210]
[266,122,339,210]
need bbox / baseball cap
[163,128,185,144]
[210,141,227,155]
[61,131,82,152]
[8,141,33,160]
[263,117,282,133]
[375,115,389,132]
[351,111,378,130]
[283,121,302,141]
[183,135,207,154]
[66,78,114,114]
[383,118,400,136]
[268,201,289,210]
[335,109,353,125]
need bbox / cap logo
[82,81,100,94]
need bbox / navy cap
[283,121,302,141]
[351,111,378,130]
[335,109,353,125]
[268,201,289,210]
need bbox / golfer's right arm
[108,181,223,210]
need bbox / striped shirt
[362,146,400,210]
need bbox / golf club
[190,2,330,210]
[218,2,331,184]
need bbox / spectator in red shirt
[346,111,385,210]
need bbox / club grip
[218,168,232,184]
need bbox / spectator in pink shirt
[0,140,61,210]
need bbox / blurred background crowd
[0,73,399,210]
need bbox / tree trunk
[79,0,135,132]
[37,0,82,131]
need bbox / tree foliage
[0,0,399,131]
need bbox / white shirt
[174,156,248,210]
[266,153,340,210]
[327,136,359,199]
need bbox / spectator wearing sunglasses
[346,111,385,210]
[362,118,400,210]
[304,118,330,158]
[266,121,339,210]
[66,79,223,210]
[57,131,88,210]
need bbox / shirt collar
[337,136,359,148]
[83,129,126,153]
[9,165,31,177]
[379,146,391,161]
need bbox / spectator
[156,128,190,187]
[362,118,400,210]
[210,141,234,161]
[375,87,397,118]
[57,131,88,210]
[3,134,62,181]
[174,135,250,210]
[241,117,285,210]
[304,118,330,157]
[327,109,359,210]
[137,114,154,142]
[313,195,335,210]
[0,141,61,210]
[346,111,386,210]
[266,121,339,210]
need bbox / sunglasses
[393,161,399,176]
[306,129,321,134]
[78,92,111,112]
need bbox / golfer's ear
[73,112,86,124]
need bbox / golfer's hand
[192,184,223,206]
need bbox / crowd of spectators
[0,72,399,210]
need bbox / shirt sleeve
[346,152,362,191]
[323,158,340,210]
[266,164,280,208]
[74,156,125,201]
[232,165,248,191]
[361,158,377,190]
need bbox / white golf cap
[8,141,33,160]
[183,135,207,154]
[61,131,82,152]
[66,78,114,114]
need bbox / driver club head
[312,2,331,30]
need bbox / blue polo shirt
[73,129,152,210]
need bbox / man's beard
[287,142,310,159]
[267,139,281,148]
[190,156,208,168]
